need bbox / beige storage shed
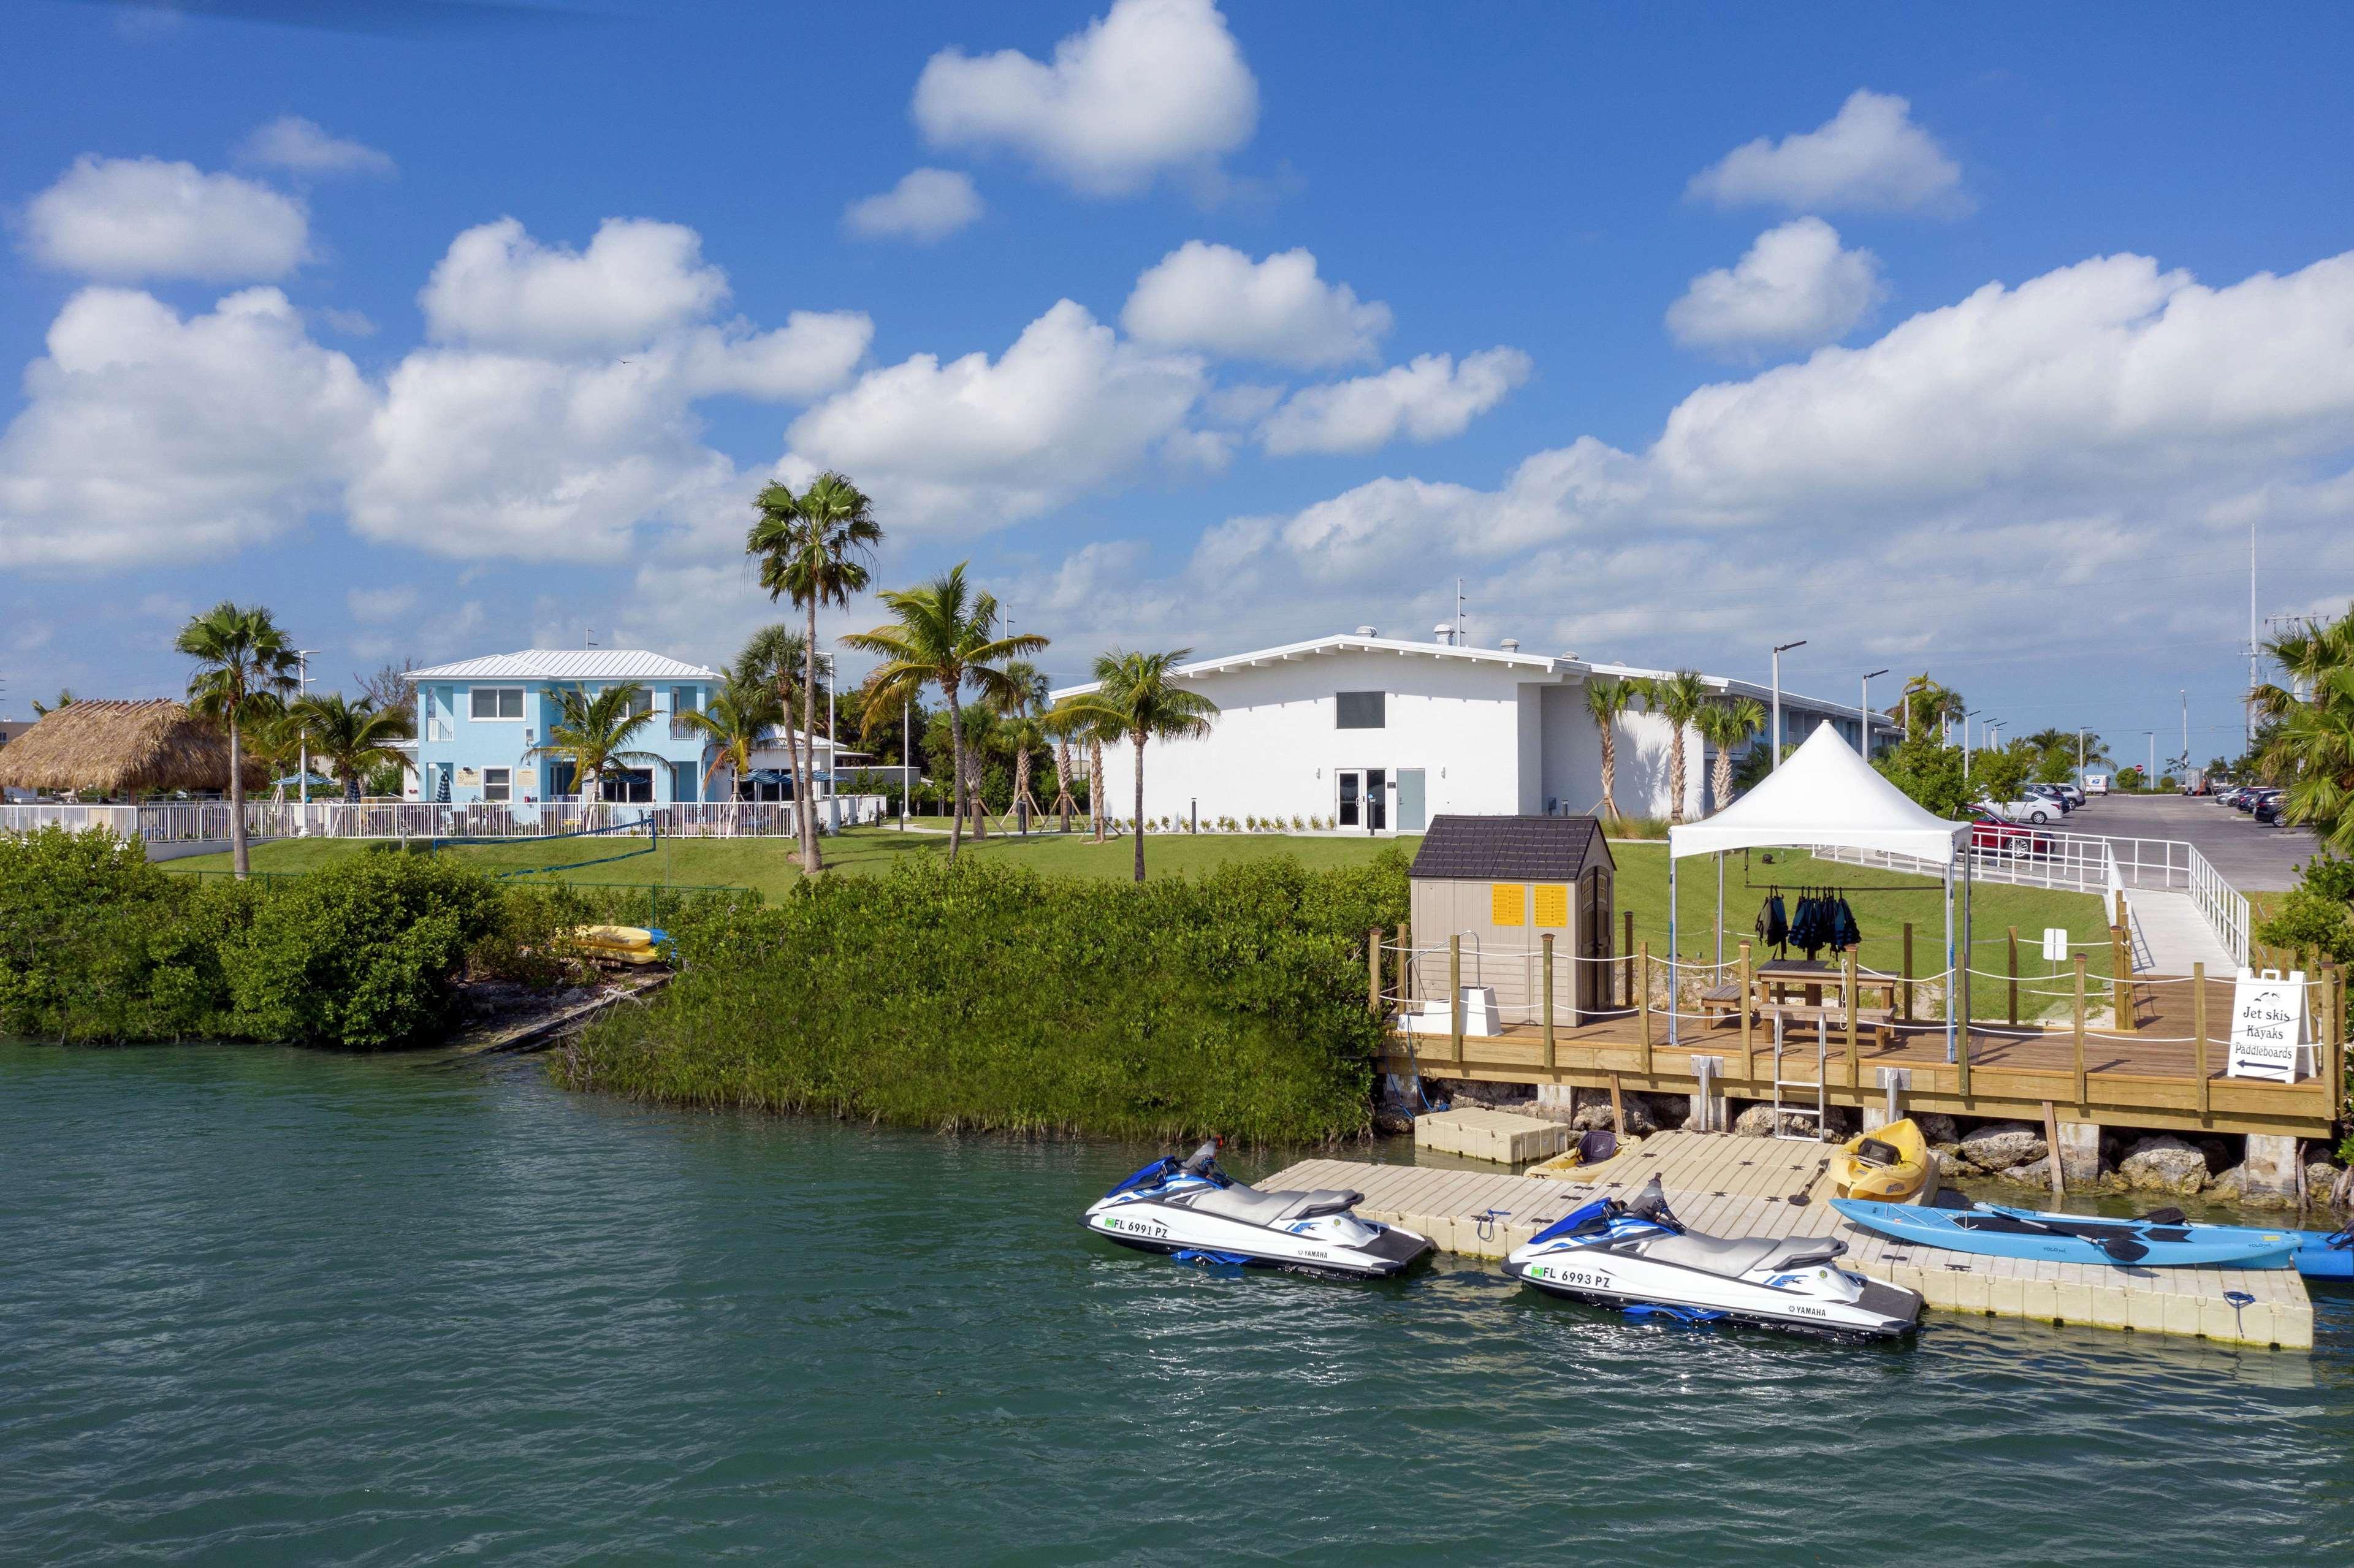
[1407,815,1616,1026]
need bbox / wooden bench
[1697,983,1745,1022]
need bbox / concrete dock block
[1414,1108,1570,1166]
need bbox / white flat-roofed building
[1050,628,1898,832]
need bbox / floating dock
[1262,1128,2312,1350]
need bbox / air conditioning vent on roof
[1500,637,1520,652]
[1355,625,1378,636]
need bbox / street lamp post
[1771,639,1807,769]
[1861,668,1889,755]
[1962,709,1984,782]
[2146,732,2156,791]
[295,649,315,813]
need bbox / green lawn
[158,824,1424,901]
[164,827,2109,1000]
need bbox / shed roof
[409,649,723,682]
[0,699,265,795]
[1408,814,1614,881]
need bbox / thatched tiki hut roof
[0,699,267,796]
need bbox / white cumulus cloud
[419,216,731,354]
[1688,90,1966,215]
[1259,348,1533,456]
[912,0,1259,197]
[1121,242,1390,368]
[0,287,372,569]
[843,168,984,242]
[20,155,308,281]
[1666,218,1887,354]
[238,116,395,177]
[782,299,1206,528]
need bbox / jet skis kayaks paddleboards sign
[1083,1141,1433,1280]
[1832,1194,2299,1268]
[1505,1177,1923,1338]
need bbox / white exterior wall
[1087,650,1532,828]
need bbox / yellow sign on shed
[1490,883,1526,926]
[1533,883,1569,927]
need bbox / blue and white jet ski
[1084,1142,1433,1279]
[1504,1177,1924,1338]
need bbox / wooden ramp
[1261,1129,2312,1351]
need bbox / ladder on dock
[1770,1013,1827,1141]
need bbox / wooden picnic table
[1753,957,1902,1010]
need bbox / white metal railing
[2,794,896,845]
[1817,824,2250,969]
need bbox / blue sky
[6,1,2353,770]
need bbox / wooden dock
[1381,1002,2341,1141]
[1262,1129,2313,1350]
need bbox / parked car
[2025,783,2075,814]
[2255,794,2292,826]
[2054,783,2086,807]
[1972,815,2054,858]
[2235,788,2280,815]
[1977,791,2062,824]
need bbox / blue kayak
[1983,1203,2354,1280]
[1832,1197,2299,1269]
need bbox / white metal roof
[1049,631,1896,726]
[409,650,725,682]
[1669,721,1966,863]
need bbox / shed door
[1395,768,1426,832]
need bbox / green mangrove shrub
[554,851,1410,1144]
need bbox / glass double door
[1336,769,1387,831]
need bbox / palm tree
[747,472,882,875]
[238,693,300,802]
[31,688,74,717]
[1696,696,1766,813]
[991,658,1051,827]
[1045,696,1120,841]
[677,676,783,806]
[175,601,300,878]
[1896,674,1966,743]
[532,682,662,820]
[291,691,415,802]
[1643,668,1713,825]
[2252,601,2354,853]
[1583,678,1639,821]
[841,564,1046,864]
[1057,649,1219,882]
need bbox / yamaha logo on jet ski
[1083,1140,1434,1280]
[1504,1176,1924,1339]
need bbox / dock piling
[2072,952,2089,1109]
[2007,927,2019,1029]
[1449,935,1463,1065]
[1901,921,1914,1022]
[1637,940,1653,1073]
[1368,927,1382,1016]
[1738,938,1754,1086]
[1541,932,1556,1073]
[2193,962,2210,1117]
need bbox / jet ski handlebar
[1179,1140,1222,1176]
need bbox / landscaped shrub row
[553,852,1410,1145]
[0,826,709,1049]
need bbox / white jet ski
[1084,1141,1433,1279]
[1503,1177,1923,1338]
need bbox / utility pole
[1455,577,1465,647]
[2078,727,2088,787]
[1861,668,1888,756]
[1772,639,1807,769]
[2249,520,2257,757]
[2145,732,2155,789]
[901,699,910,828]
[2181,689,2188,777]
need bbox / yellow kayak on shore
[1830,1118,1937,1205]
[570,926,669,965]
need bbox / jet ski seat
[1643,1230,1846,1277]
[1189,1184,1366,1225]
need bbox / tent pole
[1944,861,1956,1064]
[1668,853,1679,1047]
[1715,852,1724,968]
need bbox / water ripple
[4,1043,2353,1566]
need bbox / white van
[2083,773,2111,796]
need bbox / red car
[1971,815,2052,858]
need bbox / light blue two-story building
[408,650,725,805]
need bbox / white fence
[0,794,894,845]
[1817,825,2250,969]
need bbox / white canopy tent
[1665,723,1971,1058]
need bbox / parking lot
[2058,793,2320,891]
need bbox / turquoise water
[6,1043,2354,1566]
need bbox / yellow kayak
[570,926,670,965]
[1830,1118,1937,1205]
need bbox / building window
[470,687,524,720]
[482,767,511,804]
[626,688,653,719]
[1335,691,1385,729]
[671,761,698,803]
